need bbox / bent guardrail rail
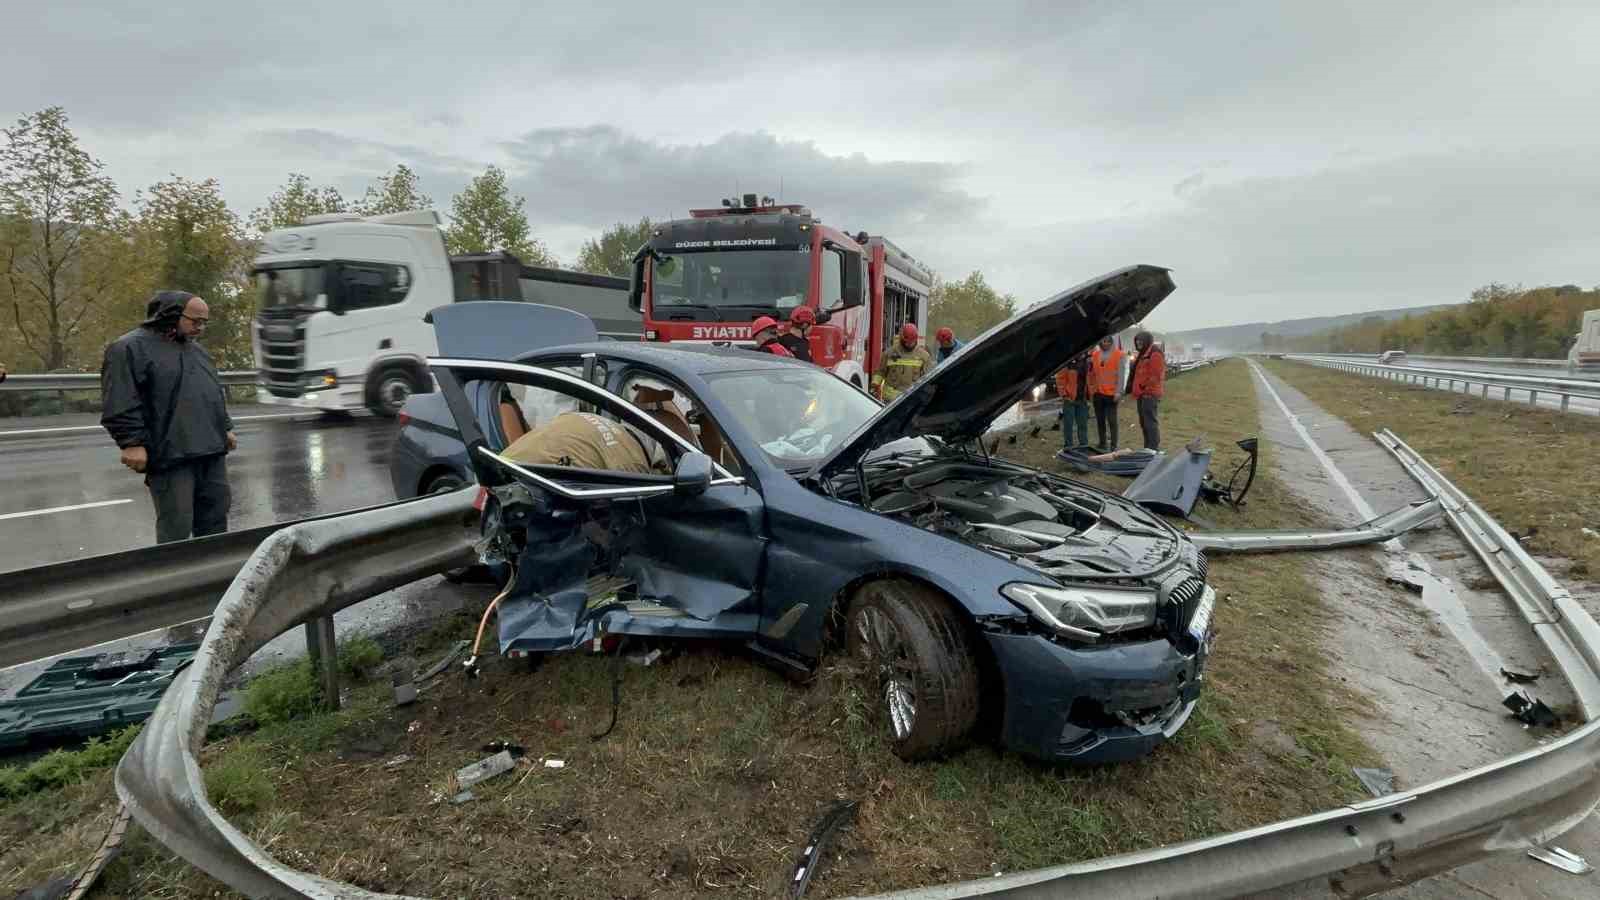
[106,444,1600,898]
[0,498,456,670]
[1285,355,1600,414]
[1189,499,1440,553]
[0,371,257,395]
[113,490,476,898]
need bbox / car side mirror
[627,246,648,313]
[814,307,833,325]
[837,251,865,311]
[673,451,713,497]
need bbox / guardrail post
[1529,390,1539,407]
[1481,383,1489,398]
[303,616,341,711]
[1562,394,1571,413]
[1503,386,1512,401]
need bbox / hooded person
[1127,330,1166,450]
[101,290,237,543]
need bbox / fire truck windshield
[651,250,809,314]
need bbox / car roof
[519,341,811,377]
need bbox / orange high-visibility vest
[1091,347,1125,397]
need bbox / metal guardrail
[62,439,1596,897]
[0,498,450,670]
[1286,354,1600,414]
[1307,352,1569,369]
[0,371,257,395]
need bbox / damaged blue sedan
[427,264,1215,764]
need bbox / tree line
[1262,283,1598,358]
[2,106,1018,376]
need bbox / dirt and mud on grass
[1261,358,1600,578]
[1,360,1383,899]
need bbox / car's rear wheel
[846,581,980,760]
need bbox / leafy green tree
[576,218,653,278]
[354,164,433,216]
[444,165,555,266]
[248,173,346,234]
[928,271,1016,343]
[0,107,130,371]
[134,176,255,368]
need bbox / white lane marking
[1248,359,1509,685]
[0,498,134,521]
[0,411,319,439]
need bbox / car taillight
[473,487,489,511]
[396,412,411,426]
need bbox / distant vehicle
[1570,310,1600,373]
[1379,350,1409,365]
[252,210,636,417]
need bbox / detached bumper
[984,629,1208,764]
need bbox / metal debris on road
[1503,692,1560,728]
[455,749,516,791]
[1188,500,1442,553]
[1501,667,1542,684]
[1352,767,1396,798]
[1528,846,1592,875]
[391,671,418,707]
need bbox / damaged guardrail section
[1189,499,1441,554]
[113,489,476,899]
[110,444,1600,899]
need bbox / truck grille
[256,313,307,398]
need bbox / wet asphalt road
[0,411,403,571]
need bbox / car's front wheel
[846,581,980,760]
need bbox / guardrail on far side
[1284,355,1600,416]
[0,372,257,398]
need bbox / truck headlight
[1001,583,1158,639]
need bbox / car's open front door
[430,356,750,653]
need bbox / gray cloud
[1172,173,1205,197]
[499,126,985,231]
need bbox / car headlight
[1001,582,1159,639]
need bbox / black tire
[424,473,476,582]
[368,367,420,418]
[846,581,980,760]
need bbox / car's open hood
[813,265,1176,478]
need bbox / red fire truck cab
[628,195,934,390]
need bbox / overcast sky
[7,1,1598,331]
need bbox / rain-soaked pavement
[1249,360,1600,900]
[0,411,402,571]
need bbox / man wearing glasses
[101,291,237,543]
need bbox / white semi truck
[251,210,637,416]
[1570,309,1600,374]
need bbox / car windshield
[255,266,327,313]
[703,367,934,467]
[650,250,809,313]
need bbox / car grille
[1157,575,1208,649]
[256,313,307,398]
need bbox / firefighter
[1054,352,1092,454]
[1127,330,1166,450]
[872,322,933,401]
[934,327,962,365]
[749,316,794,357]
[1090,335,1126,451]
[778,306,816,362]
[502,410,666,474]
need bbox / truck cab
[253,210,453,416]
[629,196,933,390]
[1570,309,1600,374]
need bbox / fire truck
[627,195,934,390]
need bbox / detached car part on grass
[109,434,1600,898]
[428,267,1216,766]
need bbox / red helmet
[750,316,780,337]
[900,322,919,344]
[789,306,816,326]
[935,327,954,344]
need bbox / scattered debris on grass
[789,800,860,899]
[454,749,517,792]
[1352,767,1395,798]
[1500,667,1542,684]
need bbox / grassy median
[0,360,1383,899]
[1261,358,1600,578]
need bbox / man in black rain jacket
[101,291,236,543]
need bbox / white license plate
[1187,587,1215,643]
